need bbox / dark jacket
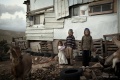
[65,35,76,49]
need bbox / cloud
[0,3,25,16]
[0,16,26,31]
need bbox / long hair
[57,40,63,47]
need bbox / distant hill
[0,29,25,43]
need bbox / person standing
[65,29,76,65]
[81,28,93,68]
[58,40,68,65]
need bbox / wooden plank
[89,10,113,16]
[93,42,102,44]
[26,29,53,34]
[94,45,102,48]
[107,45,117,48]
[89,0,113,6]
[26,33,53,37]
[107,48,118,51]
[26,36,53,41]
[45,17,64,23]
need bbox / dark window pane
[34,15,40,24]
[73,6,79,16]
[92,5,101,12]
[102,3,112,11]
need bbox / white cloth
[58,46,68,64]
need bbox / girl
[81,28,93,67]
[58,40,68,65]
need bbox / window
[34,14,44,25]
[34,15,40,24]
[73,6,79,16]
[70,6,80,17]
[89,0,114,15]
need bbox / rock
[54,56,58,61]
[92,62,103,68]
[83,69,92,79]
[80,76,87,80]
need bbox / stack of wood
[77,39,103,54]
[103,33,120,56]
[39,41,53,53]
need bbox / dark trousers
[82,50,91,66]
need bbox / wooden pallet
[77,39,103,54]
[60,39,103,54]
[103,33,120,57]
[39,41,53,53]
[105,41,118,55]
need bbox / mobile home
[23,0,120,53]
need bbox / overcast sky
[0,0,26,32]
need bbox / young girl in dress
[58,40,68,65]
[81,28,93,68]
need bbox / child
[65,29,76,65]
[58,40,68,65]
[81,28,93,67]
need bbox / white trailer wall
[54,13,117,40]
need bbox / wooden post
[103,36,107,58]
[117,0,120,32]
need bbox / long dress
[58,46,68,64]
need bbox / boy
[65,29,76,65]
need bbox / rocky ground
[0,56,118,80]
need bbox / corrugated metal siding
[44,12,64,29]
[26,28,54,41]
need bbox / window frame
[33,14,45,25]
[89,0,114,16]
[70,5,80,17]
[34,15,40,25]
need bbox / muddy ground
[0,59,96,80]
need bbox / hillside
[0,29,25,43]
